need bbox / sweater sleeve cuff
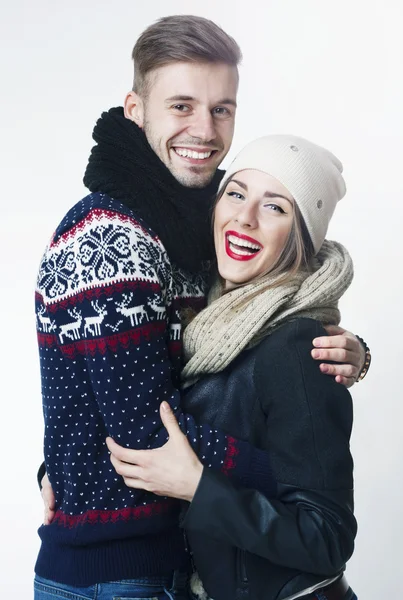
[224,438,277,498]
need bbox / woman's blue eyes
[267,204,285,213]
[227,191,244,200]
[226,191,285,213]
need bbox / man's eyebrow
[165,95,237,107]
[230,179,293,204]
[165,95,196,103]
[218,98,237,107]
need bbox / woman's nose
[234,205,258,228]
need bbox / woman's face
[214,169,294,289]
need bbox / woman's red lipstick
[225,230,262,262]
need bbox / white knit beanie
[219,135,346,254]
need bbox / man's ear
[124,91,144,128]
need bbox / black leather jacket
[182,318,357,600]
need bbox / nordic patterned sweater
[35,192,272,586]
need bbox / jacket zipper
[183,531,196,572]
[237,549,249,599]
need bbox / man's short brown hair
[132,15,242,95]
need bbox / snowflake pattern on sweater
[35,193,272,584]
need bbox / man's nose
[187,110,216,143]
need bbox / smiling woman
[214,170,296,289]
[109,134,358,600]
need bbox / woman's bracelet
[355,335,371,382]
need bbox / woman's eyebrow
[263,191,293,205]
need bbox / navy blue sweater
[35,193,271,585]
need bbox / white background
[1,0,402,597]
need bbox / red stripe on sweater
[52,500,177,529]
[43,281,160,313]
[222,436,240,475]
[51,208,156,248]
[61,322,166,359]
[37,321,166,357]
[37,333,58,348]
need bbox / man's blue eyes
[172,105,230,115]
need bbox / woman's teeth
[174,148,213,160]
[229,242,256,256]
[227,234,261,254]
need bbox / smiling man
[34,14,368,600]
[125,60,237,188]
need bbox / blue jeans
[34,574,189,600]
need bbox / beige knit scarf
[181,240,353,387]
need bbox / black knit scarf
[83,107,224,273]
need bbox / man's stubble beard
[143,118,217,189]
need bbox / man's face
[125,61,238,188]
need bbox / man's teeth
[227,234,261,252]
[175,148,213,160]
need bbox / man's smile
[171,146,219,164]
